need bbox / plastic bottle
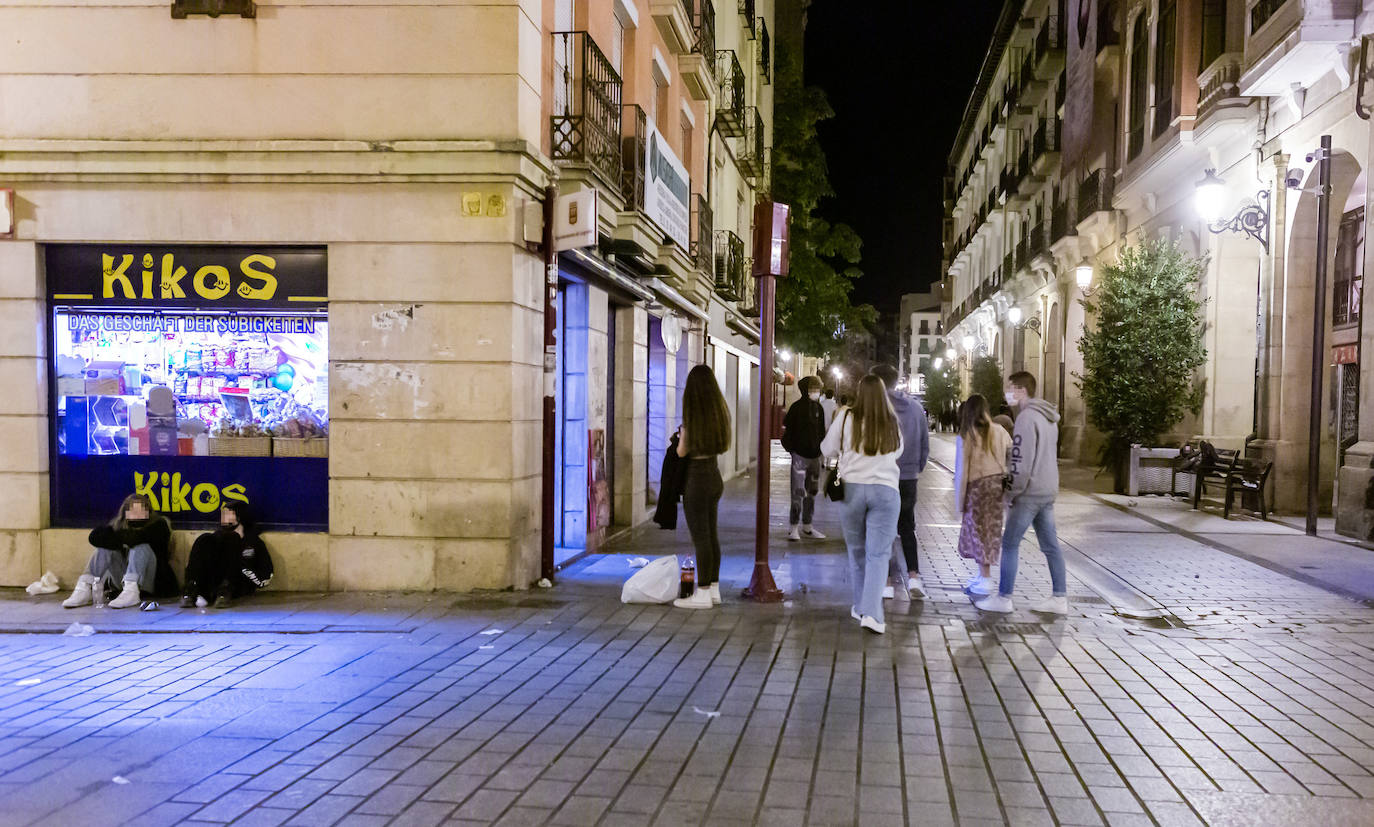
[679,558,696,599]
[91,576,105,608]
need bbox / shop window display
[47,245,329,531]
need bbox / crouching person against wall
[181,501,274,609]
[64,493,178,609]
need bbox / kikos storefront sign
[47,245,328,309]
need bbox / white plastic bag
[621,555,680,604]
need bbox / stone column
[0,242,45,587]
[1197,233,1259,450]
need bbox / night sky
[804,1,1005,313]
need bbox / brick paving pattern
[1,437,1373,825]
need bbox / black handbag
[823,412,849,502]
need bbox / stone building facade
[0,0,773,590]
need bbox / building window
[919,320,930,335]
[610,14,625,74]
[1334,208,1365,328]
[1127,13,1148,159]
[1199,0,1226,72]
[1153,0,1176,138]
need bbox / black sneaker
[179,593,195,608]
[214,586,233,609]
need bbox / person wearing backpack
[821,374,903,634]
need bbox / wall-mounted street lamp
[1195,168,1270,252]
[777,349,792,363]
[933,357,944,370]
[1075,260,1094,293]
[1008,306,1041,337]
[944,346,957,360]
[961,334,976,353]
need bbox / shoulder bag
[823,411,849,502]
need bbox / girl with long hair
[820,374,903,634]
[672,364,732,609]
[954,394,1012,596]
[63,493,177,609]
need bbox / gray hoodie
[888,391,930,480]
[1008,398,1060,501]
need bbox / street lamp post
[1306,137,1333,536]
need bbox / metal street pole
[1307,135,1332,536]
[541,184,558,580]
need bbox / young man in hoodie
[974,371,1069,614]
[870,364,930,598]
[781,376,828,541]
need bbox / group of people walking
[662,360,1067,631]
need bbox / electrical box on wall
[171,0,256,18]
[0,189,14,238]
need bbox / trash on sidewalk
[536,578,553,589]
[139,601,159,612]
[63,622,96,637]
[692,706,721,718]
[478,645,494,650]
[14,678,40,686]
[25,571,60,596]
[111,776,130,785]
[627,557,650,568]
[621,556,679,604]
[479,628,503,636]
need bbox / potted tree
[971,355,1005,412]
[1076,240,1207,492]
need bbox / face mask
[1005,392,1018,407]
[126,518,148,528]
[809,392,821,401]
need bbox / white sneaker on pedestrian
[801,525,826,539]
[673,589,714,610]
[108,580,141,609]
[967,576,998,595]
[787,525,801,542]
[850,607,861,622]
[1030,595,1069,615]
[882,585,895,599]
[974,594,1014,613]
[860,615,885,634]
[708,583,721,605]
[195,596,208,609]
[907,576,927,600]
[964,573,982,589]
[62,574,95,609]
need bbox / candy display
[53,309,328,457]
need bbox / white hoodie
[820,410,903,491]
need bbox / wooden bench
[1223,457,1274,520]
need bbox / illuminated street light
[777,349,792,362]
[945,346,956,360]
[1007,306,1023,326]
[933,357,943,370]
[962,334,976,352]
[831,366,844,381]
[1194,168,1227,223]
[1075,261,1094,292]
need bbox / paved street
[3,437,1374,826]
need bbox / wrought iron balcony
[715,51,746,136]
[1002,252,1014,279]
[694,0,716,75]
[1033,14,1065,79]
[739,0,756,39]
[690,194,713,275]
[738,272,760,317]
[620,105,647,211]
[1028,221,1046,259]
[759,19,771,83]
[1014,236,1029,273]
[714,230,746,300]
[551,31,624,188]
[1077,169,1115,224]
[1031,118,1060,173]
[737,107,766,181]
[1050,200,1073,243]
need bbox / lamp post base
[742,561,784,602]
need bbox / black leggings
[683,458,724,585]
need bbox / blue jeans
[85,543,157,592]
[998,498,1066,598]
[840,483,900,622]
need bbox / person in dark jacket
[781,376,829,541]
[64,493,176,609]
[181,501,274,609]
[652,430,687,529]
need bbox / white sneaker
[967,576,998,595]
[673,589,714,610]
[964,573,982,589]
[788,525,801,542]
[62,575,95,609]
[195,596,208,609]
[882,585,895,599]
[708,583,721,605]
[108,581,142,609]
[974,594,1014,613]
[1030,595,1069,615]
[907,577,927,600]
[801,525,826,539]
[850,607,861,621]
[860,615,885,634]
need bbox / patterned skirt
[958,474,1005,566]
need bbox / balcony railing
[738,107,766,180]
[1197,53,1243,120]
[1033,14,1065,78]
[739,0,756,39]
[620,105,647,210]
[714,230,746,300]
[1002,252,1014,278]
[1051,200,1073,243]
[759,19,771,83]
[715,51,746,136]
[1250,0,1289,33]
[738,272,760,317]
[694,0,716,76]
[1028,221,1046,259]
[1032,118,1059,160]
[551,31,624,187]
[1077,169,1115,223]
[1014,236,1028,273]
[690,194,713,275]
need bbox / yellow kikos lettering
[169,473,192,512]
[159,473,171,512]
[102,254,136,299]
[133,471,158,501]
[141,253,154,299]
[221,484,248,503]
[160,254,188,299]
[194,265,231,300]
[191,483,220,513]
[236,254,278,300]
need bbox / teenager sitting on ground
[181,501,274,609]
[64,493,177,609]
